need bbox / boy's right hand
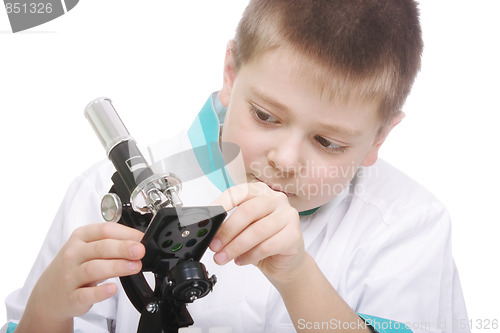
[18,222,145,331]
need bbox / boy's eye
[251,106,279,124]
[314,135,347,153]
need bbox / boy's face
[219,46,396,212]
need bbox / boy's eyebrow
[249,86,290,113]
[321,123,364,139]
[249,86,364,139]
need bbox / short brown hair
[233,0,423,128]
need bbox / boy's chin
[288,196,317,213]
[289,194,340,213]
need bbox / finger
[75,259,142,288]
[79,239,145,263]
[72,222,144,243]
[213,211,287,265]
[211,182,272,212]
[71,283,117,317]
[210,195,279,252]
[235,223,302,266]
[235,237,279,267]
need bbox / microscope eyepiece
[84,97,132,155]
[85,97,182,211]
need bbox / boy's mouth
[252,175,295,197]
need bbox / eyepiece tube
[84,97,154,195]
[84,97,132,155]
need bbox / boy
[3,0,469,332]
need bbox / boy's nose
[266,133,304,175]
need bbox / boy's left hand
[209,182,305,284]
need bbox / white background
[0,0,499,330]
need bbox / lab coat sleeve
[345,200,469,333]
[3,161,116,332]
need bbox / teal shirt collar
[187,92,234,192]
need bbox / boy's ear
[219,40,237,108]
[361,111,405,167]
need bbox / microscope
[85,98,227,333]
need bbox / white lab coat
[2,95,469,333]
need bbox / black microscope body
[85,98,226,333]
